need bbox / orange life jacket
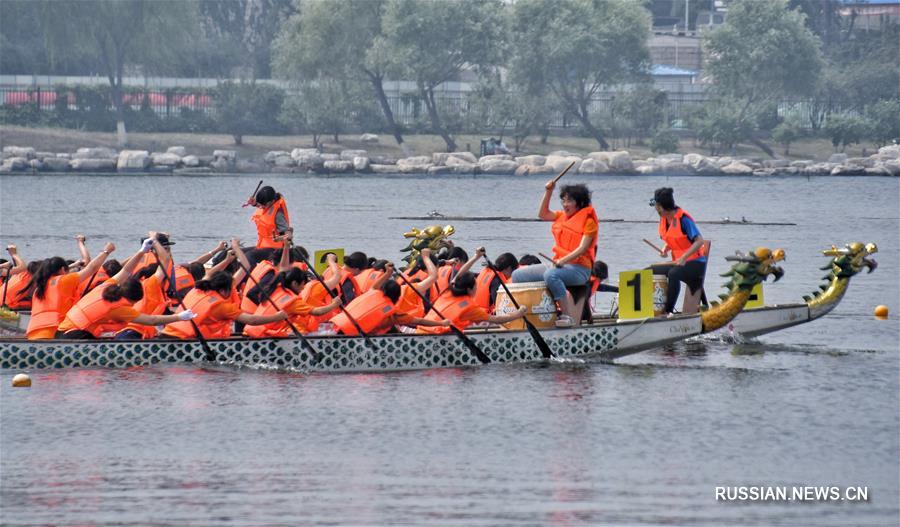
[244,285,310,338]
[331,290,396,336]
[27,273,79,338]
[76,268,109,298]
[162,288,230,339]
[417,294,478,334]
[120,275,168,339]
[240,260,277,313]
[4,271,33,309]
[323,266,360,302]
[395,284,425,318]
[252,196,290,249]
[473,267,506,310]
[299,280,336,332]
[551,205,598,266]
[659,208,706,263]
[62,283,132,337]
[357,268,385,294]
[436,265,456,294]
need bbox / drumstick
[551,161,576,185]
[537,252,559,268]
[642,238,664,254]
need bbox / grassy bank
[0,125,882,162]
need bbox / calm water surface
[1,173,898,526]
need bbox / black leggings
[653,260,707,313]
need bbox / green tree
[865,99,900,147]
[611,87,668,147]
[822,113,872,152]
[703,0,823,156]
[216,81,285,145]
[36,0,196,146]
[272,0,407,148]
[509,0,651,150]
[464,74,556,152]
[381,0,506,152]
[772,116,804,155]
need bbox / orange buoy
[874,305,889,318]
[12,373,31,387]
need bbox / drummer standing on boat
[650,187,707,315]
[511,180,598,327]
[247,185,292,266]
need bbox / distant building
[648,34,703,72]
[838,0,900,28]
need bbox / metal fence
[1,77,713,131]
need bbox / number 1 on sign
[618,269,654,319]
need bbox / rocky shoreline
[2,143,898,177]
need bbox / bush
[822,113,873,152]
[215,81,286,144]
[866,99,900,147]
[650,127,679,154]
[771,117,803,155]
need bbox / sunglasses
[649,198,656,207]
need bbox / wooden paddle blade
[451,326,490,364]
[523,318,555,359]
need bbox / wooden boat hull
[0,315,701,372]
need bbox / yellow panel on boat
[745,282,765,309]
[313,248,344,275]
[618,269,654,319]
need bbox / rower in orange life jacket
[417,271,527,334]
[1,244,31,309]
[57,239,198,339]
[357,261,388,294]
[393,248,440,322]
[26,241,119,340]
[299,252,343,332]
[322,251,367,304]
[244,268,341,338]
[473,252,518,311]
[649,187,707,315]
[511,181,598,327]
[162,270,288,340]
[332,279,449,336]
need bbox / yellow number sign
[745,282,764,309]
[618,269,654,319]
[313,248,344,275]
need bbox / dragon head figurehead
[805,242,878,308]
[400,224,456,265]
[701,246,787,332]
[821,241,878,277]
[719,246,787,294]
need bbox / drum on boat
[652,275,668,316]
[494,281,557,330]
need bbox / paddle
[294,251,377,349]
[481,253,556,360]
[151,251,216,362]
[642,238,664,254]
[233,258,324,364]
[395,270,490,364]
[242,179,264,208]
[552,160,577,185]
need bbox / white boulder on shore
[1,143,898,177]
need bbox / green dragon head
[715,246,786,301]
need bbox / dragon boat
[723,242,878,339]
[0,250,783,372]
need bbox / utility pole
[685,0,690,33]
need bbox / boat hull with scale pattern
[0,315,701,372]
